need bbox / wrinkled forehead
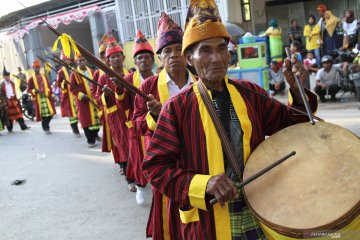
[191,37,228,52]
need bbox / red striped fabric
[142,80,318,239]
[69,70,97,128]
[97,73,130,164]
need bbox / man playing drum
[141,0,318,239]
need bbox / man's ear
[185,53,193,67]
[157,55,162,63]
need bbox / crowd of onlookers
[267,5,360,102]
[256,5,360,102]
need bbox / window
[241,0,251,22]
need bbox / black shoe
[21,125,31,130]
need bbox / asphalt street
[0,95,359,240]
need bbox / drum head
[243,122,360,236]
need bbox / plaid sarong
[89,112,101,131]
[7,98,23,121]
[69,117,78,124]
[88,107,101,131]
[39,94,52,118]
[228,184,267,240]
[0,117,3,131]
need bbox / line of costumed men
[140,0,318,239]
[52,0,317,238]
[13,0,359,239]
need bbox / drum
[243,122,360,239]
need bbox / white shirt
[315,64,341,86]
[343,19,358,36]
[4,80,15,98]
[166,71,194,98]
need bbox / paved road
[0,96,359,240]
[0,114,152,240]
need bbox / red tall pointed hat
[155,12,183,54]
[133,30,154,57]
[32,59,41,67]
[105,36,123,58]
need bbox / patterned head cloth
[155,12,183,54]
[182,0,230,54]
[32,59,41,67]
[133,30,154,57]
[105,36,123,58]
[2,64,10,76]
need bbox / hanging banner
[0,4,101,46]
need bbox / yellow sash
[192,76,252,239]
[76,66,97,126]
[157,69,170,104]
[100,67,128,151]
[157,68,196,104]
[62,67,77,118]
[32,73,55,116]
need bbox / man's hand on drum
[206,173,238,208]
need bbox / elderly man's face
[159,43,186,73]
[135,52,154,73]
[187,37,229,82]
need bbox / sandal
[128,183,137,192]
[118,167,125,175]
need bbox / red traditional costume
[0,66,29,132]
[131,13,195,239]
[56,52,80,135]
[95,38,136,186]
[142,1,318,239]
[117,30,155,187]
[27,59,56,133]
[70,56,101,145]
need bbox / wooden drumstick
[209,151,296,206]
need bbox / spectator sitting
[290,41,303,62]
[268,60,286,96]
[304,51,319,73]
[314,55,348,102]
[288,19,303,45]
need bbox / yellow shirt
[261,27,282,37]
[303,24,320,50]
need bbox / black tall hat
[3,63,10,76]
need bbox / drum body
[243,122,360,239]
